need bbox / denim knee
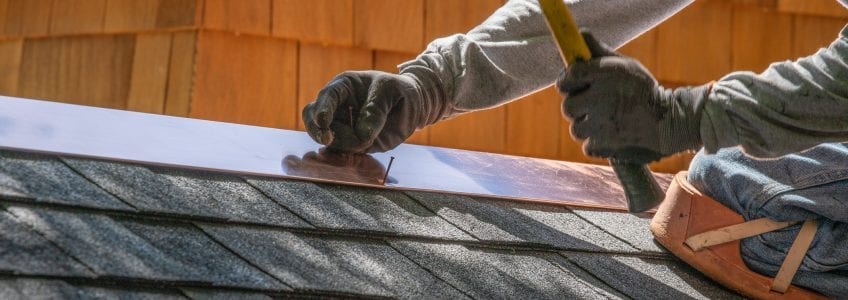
[686,148,749,215]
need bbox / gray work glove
[302,70,446,153]
[558,32,712,163]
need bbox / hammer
[538,0,664,213]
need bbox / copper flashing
[0,96,671,211]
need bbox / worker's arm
[302,0,694,153]
[400,0,693,117]
[560,27,848,161]
[702,26,848,157]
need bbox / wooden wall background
[0,0,846,173]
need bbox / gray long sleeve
[398,0,694,123]
[701,25,848,158]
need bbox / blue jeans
[687,143,848,297]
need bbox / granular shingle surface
[565,253,742,300]
[0,278,185,299]
[390,241,622,299]
[64,158,310,227]
[407,191,636,252]
[0,151,131,210]
[248,179,472,240]
[201,224,468,298]
[0,212,92,277]
[0,148,737,298]
[570,208,667,253]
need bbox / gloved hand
[302,70,445,153]
[558,32,712,163]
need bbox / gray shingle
[180,288,272,300]
[564,253,741,300]
[389,241,622,299]
[406,191,635,252]
[0,211,92,277]
[63,158,310,227]
[0,151,131,210]
[201,224,468,299]
[247,179,471,240]
[6,206,286,290]
[0,278,186,300]
[570,208,668,253]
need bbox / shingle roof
[0,149,740,299]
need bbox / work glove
[302,70,445,153]
[558,32,712,163]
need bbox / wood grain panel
[778,0,848,18]
[354,0,424,52]
[373,50,429,145]
[0,0,8,35]
[104,0,160,31]
[4,0,52,37]
[656,0,732,84]
[731,0,778,8]
[297,43,372,130]
[165,31,197,117]
[429,107,507,153]
[127,34,172,114]
[424,0,503,41]
[618,29,657,72]
[18,35,135,109]
[505,86,560,159]
[792,15,848,58]
[155,0,198,28]
[104,0,198,32]
[204,0,270,35]
[49,0,106,35]
[273,0,353,45]
[0,39,22,95]
[649,152,695,174]
[192,31,297,129]
[731,5,792,72]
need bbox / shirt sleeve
[398,0,694,121]
[701,25,848,158]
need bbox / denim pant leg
[687,143,848,297]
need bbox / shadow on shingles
[412,192,605,250]
[404,191,735,298]
[664,257,745,299]
[318,184,438,218]
[566,251,736,300]
[474,246,627,298]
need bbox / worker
[301,0,848,296]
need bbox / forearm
[701,25,848,157]
[399,0,694,121]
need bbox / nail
[382,156,395,185]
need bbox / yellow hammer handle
[538,0,592,64]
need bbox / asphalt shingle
[0,148,736,298]
[564,253,741,300]
[389,241,622,299]
[248,178,472,240]
[6,206,286,290]
[63,158,310,227]
[180,288,273,300]
[0,278,186,300]
[406,191,635,252]
[0,211,92,277]
[201,224,469,299]
[570,208,668,254]
[0,151,132,210]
